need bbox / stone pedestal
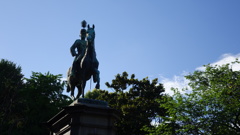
[46,99,119,135]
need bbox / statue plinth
[70,98,108,107]
[46,99,119,135]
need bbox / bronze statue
[67,20,100,99]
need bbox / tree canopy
[3,59,240,134]
[153,61,240,135]
[0,59,72,135]
[0,59,24,134]
[85,72,166,135]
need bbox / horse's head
[87,24,95,43]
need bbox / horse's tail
[67,67,72,77]
[66,67,72,92]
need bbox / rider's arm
[70,41,77,57]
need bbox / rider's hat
[81,20,87,28]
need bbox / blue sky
[1,1,240,95]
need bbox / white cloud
[159,72,190,96]
[161,53,240,96]
[196,53,240,71]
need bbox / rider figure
[70,20,87,77]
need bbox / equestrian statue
[67,20,100,99]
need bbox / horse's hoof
[67,88,70,92]
[71,95,75,99]
[66,85,70,92]
[95,84,100,89]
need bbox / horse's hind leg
[76,84,82,99]
[70,87,75,99]
[81,81,86,98]
[67,84,71,92]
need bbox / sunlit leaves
[158,60,240,134]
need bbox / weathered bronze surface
[67,20,100,99]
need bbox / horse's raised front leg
[81,81,86,98]
[93,69,100,89]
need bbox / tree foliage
[0,59,24,134]
[0,59,72,135]
[85,72,166,135]
[20,72,72,134]
[6,58,240,134]
[155,61,240,135]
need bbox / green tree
[85,89,102,99]
[0,59,24,134]
[0,59,72,134]
[157,61,240,135]
[19,72,72,134]
[86,72,166,135]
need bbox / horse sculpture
[67,24,100,99]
